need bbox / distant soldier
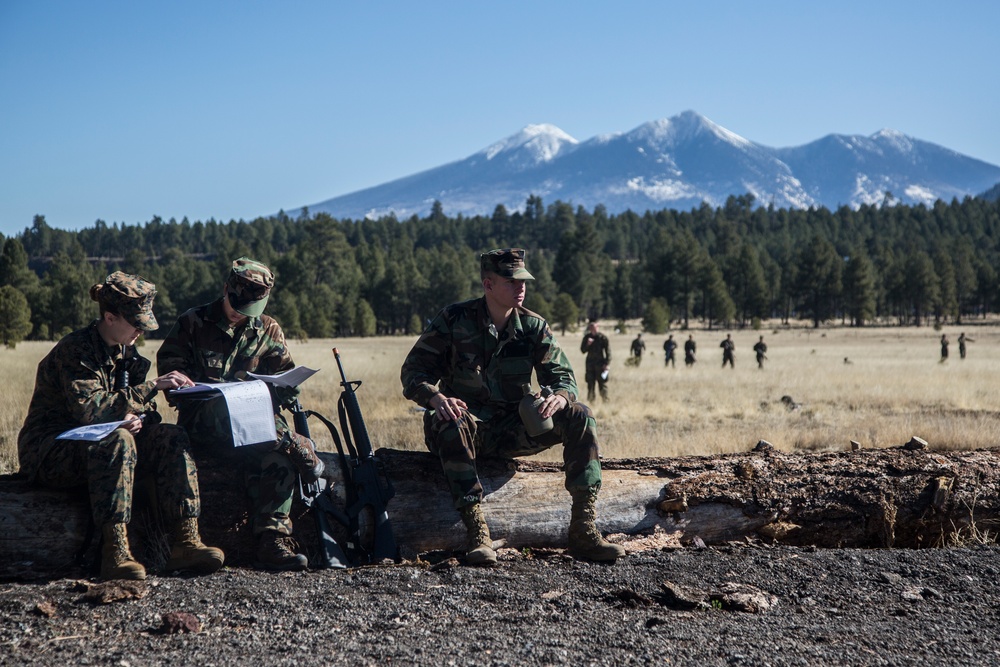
[753,335,768,369]
[663,335,677,368]
[959,332,974,359]
[940,334,949,362]
[684,335,697,366]
[629,333,646,367]
[581,320,611,402]
[720,333,735,368]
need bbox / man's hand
[123,412,144,434]
[154,370,194,391]
[429,393,469,421]
[537,393,568,419]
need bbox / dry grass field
[3,321,1000,473]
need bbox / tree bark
[3,445,999,578]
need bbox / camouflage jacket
[400,297,578,422]
[156,298,299,410]
[18,321,159,480]
[580,331,611,368]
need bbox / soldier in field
[663,334,677,368]
[720,333,735,368]
[684,334,697,366]
[753,335,768,369]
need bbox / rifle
[331,347,398,565]
[290,348,398,567]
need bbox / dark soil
[3,543,1000,666]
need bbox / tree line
[1,193,999,347]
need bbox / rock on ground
[2,544,1000,665]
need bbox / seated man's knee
[564,402,593,421]
[423,411,474,457]
[98,428,138,459]
[87,429,139,475]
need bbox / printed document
[171,379,278,447]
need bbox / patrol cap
[226,257,274,318]
[480,248,534,280]
[90,271,159,332]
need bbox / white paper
[213,380,278,447]
[247,365,319,388]
[56,417,140,442]
[170,380,278,447]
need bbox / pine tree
[641,298,670,334]
[843,250,877,327]
[551,293,579,335]
[0,285,32,348]
[354,299,377,337]
[795,235,842,328]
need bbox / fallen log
[2,443,999,578]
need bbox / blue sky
[1,1,997,237]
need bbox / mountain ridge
[294,111,1000,220]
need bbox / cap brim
[130,312,158,332]
[235,296,269,318]
[512,268,534,280]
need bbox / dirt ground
[3,543,1000,666]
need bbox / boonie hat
[90,272,159,331]
[226,257,274,318]
[480,248,534,280]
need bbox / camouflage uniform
[720,335,735,368]
[580,326,611,402]
[156,260,303,538]
[18,276,200,529]
[684,336,697,366]
[663,336,677,368]
[401,295,602,510]
[629,334,646,366]
[753,338,768,369]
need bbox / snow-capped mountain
[294,111,1000,220]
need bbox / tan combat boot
[256,530,308,571]
[164,517,225,574]
[568,488,626,562]
[279,432,325,484]
[459,503,497,566]
[100,523,146,580]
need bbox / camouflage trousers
[241,442,297,537]
[178,398,298,537]
[584,363,609,403]
[35,422,200,527]
[423,402,603,509]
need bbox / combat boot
[100,523,146,580]
[568,488,626,562]
[459,502,497,566]
[256,530,308,571]
[279,432,325,483]
[164,517,225,574]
